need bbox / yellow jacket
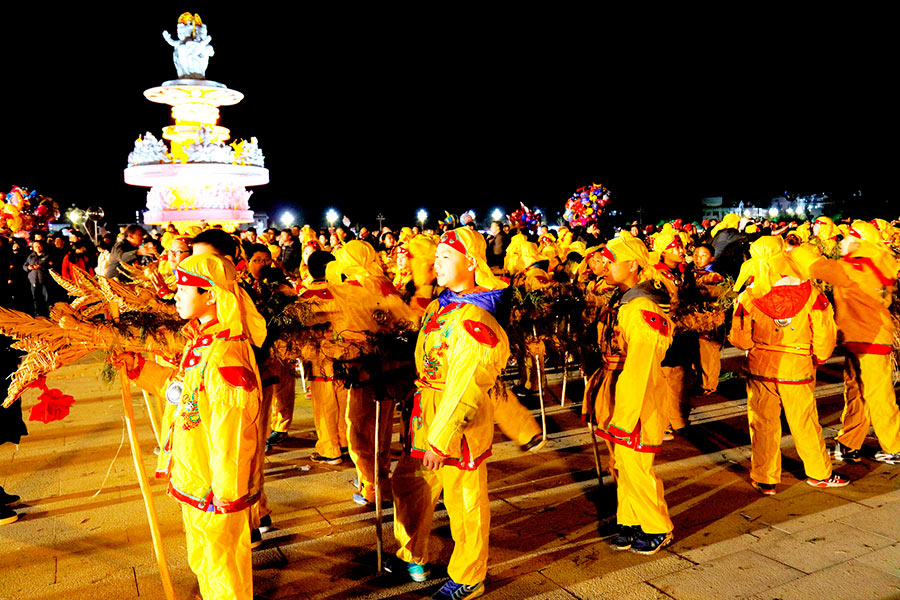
[130,318,262,513]
[591,283,674,452]
[411,298,510,468]
[809,254,897,349]
[729,279,836,383]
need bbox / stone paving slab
[747,561,900,600]
[749,520,895,574]
[651,549,806,600]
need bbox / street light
[417,209,428,225]
[280,211,295,228]
[491,208,503,221]
[326,209,339,226]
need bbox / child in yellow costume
[300,250,349,464]
[388,227,510,600]
[114,253,266,600]
[790,221,900,464]
[406,234,541,451]
[329,240,417,505]
[587,235,675,555]
[651,227,695,438]
[729,236,848,495]
[692,243,727,395]
[812,216,840,257]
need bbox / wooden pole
[373,399,383,572]
[142,390,162,448]
[535,354,547,442]
[560,353,568,407]
[111,305,177,600]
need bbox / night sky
[3,8,894,230]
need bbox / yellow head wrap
[602,234,651,269]
[793,222,811,243]
[567,241,587,257]
[813,216,835,240]
[733,236,801,296]
[711,213,741,239]
[328,240,384,284]
[438,227,507,290]
[846,220,899,283]
[406,235,438,288]
[175,253,267,348]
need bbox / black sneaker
[250,528,262,549]
[610,525,642,551]
[258,514,272,533]
[0,505,18,526]
[520,434,546,453]
[833,442,862,463]
[0,487,21,507]
[267,431,288,446]
[630,531,674,555]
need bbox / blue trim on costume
[438,287,508,317]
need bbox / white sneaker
[874,451,900,465]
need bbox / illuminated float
[124,12,267,230]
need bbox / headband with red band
[175,267,214,288]
[439,230,467,256]
[600,245,617,263]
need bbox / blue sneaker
[630,531,674,555]
[383,556,430,582]
[431,579,484,599]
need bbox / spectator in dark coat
[105,225,155,280]
[24,241,53,316]
[486,221,509,268]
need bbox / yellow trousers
[661,365,687,430]
[265,358,296,434]
[311,376,349,458]
[836,352,900,453]
[345,385,393,501]
[746,379,832,483]
[698,338,722,393]
[181,505,252,600]
[392,454,490,585]
[493,388,541,446]
[613,444,672,535]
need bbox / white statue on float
[162,12,215,79]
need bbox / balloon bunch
[0,186,60,234]
[563,183,611,227]
[509,203,541,232]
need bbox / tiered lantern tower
[124,13,267,230]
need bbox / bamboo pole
[560,353,568,407]
[142,390,162,448]
[373,399,383,572]
[535,355,547,442]
[111,304,177,600]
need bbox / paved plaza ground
[2,349,900,600]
